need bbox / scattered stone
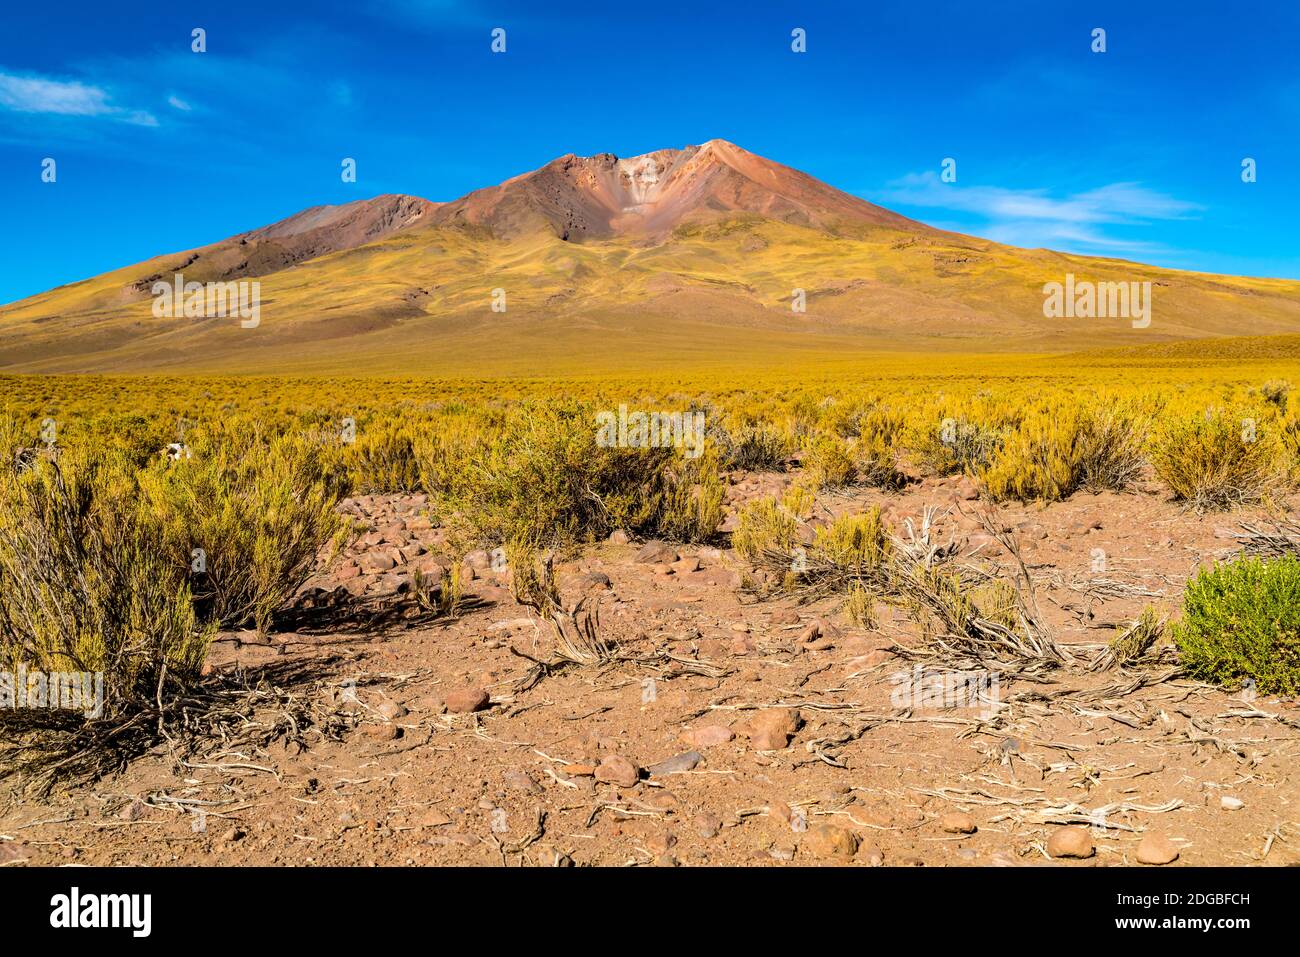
[360,552,396,573]
[1046,826,1094,859]
[419,808,452,827]
[560,764,596,777]
[1136,832,1179,865]
[1220,796,1244,811]
[694,813,722,839]
[608,529,631,545]
[536,845,575,867]
[636,541,678,564]
[768,843,796,862]
[579,571,613,591]
[376,700,409,720]
[362,722,400,741]
[680,725,734,748]
[463,549,492,570]
[859,843,885,866]
[652,563,675,576]
[940,811,977,834]
[740,709,802,750]
[646,751,702,777]
[956,476,980,501]
[594,755,640,788]
[803,824,858,860]
[503,769,543,794]
[444,687,490,714]
[769,608,801,625]
[671,556,700,574]
[730,635,756,655]
[118,799,146,821]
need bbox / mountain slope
[3,142,1299,375]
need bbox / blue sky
[1,0,1297,304]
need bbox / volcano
[3,140,1300,375]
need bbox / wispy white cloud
[0,68,157,126]
[880,171,1202,256]
[167,94,193,112]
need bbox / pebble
[1220,796,1244,810]
[645,751,702,777]
[1136,832,1179,865]
[1046,826,1094,859]
[444,688,490,713]
[940,811,977,834]
[636,541,678,564]
[694,813,722,839]
[680,725,734,748]
[803,824,858,860]
[741,708,801,750]
[594,755,640,788]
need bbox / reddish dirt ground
[2,472,1298,867]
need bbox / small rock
[0,843,29,864]
[694,813,722,839]
[730,634,756,655]
[859,843,885,866]
[1046,826,1094,859]
[1136,832,1179,865]
[594,755,640,788]
[680,725,734,748]
[362,722,400,741]
[503,769,543,794]
[608,529,631,545]
[803,824,858,860]
[376,700,409,720]
[580,571,612,591]
[645,751,702,777]
[444,688,490,714]
[1220,796,1244,810]
[740,708,801,750]
[636,541,678,564]
[671,556,700,574]
[940,811,977,834]
[360,552,396,573]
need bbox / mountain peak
[429,140,925,240]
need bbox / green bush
[1150,407,1280,510]
[139,423,348,633]
[1174,556,1300,695]
[0,450,212,721]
